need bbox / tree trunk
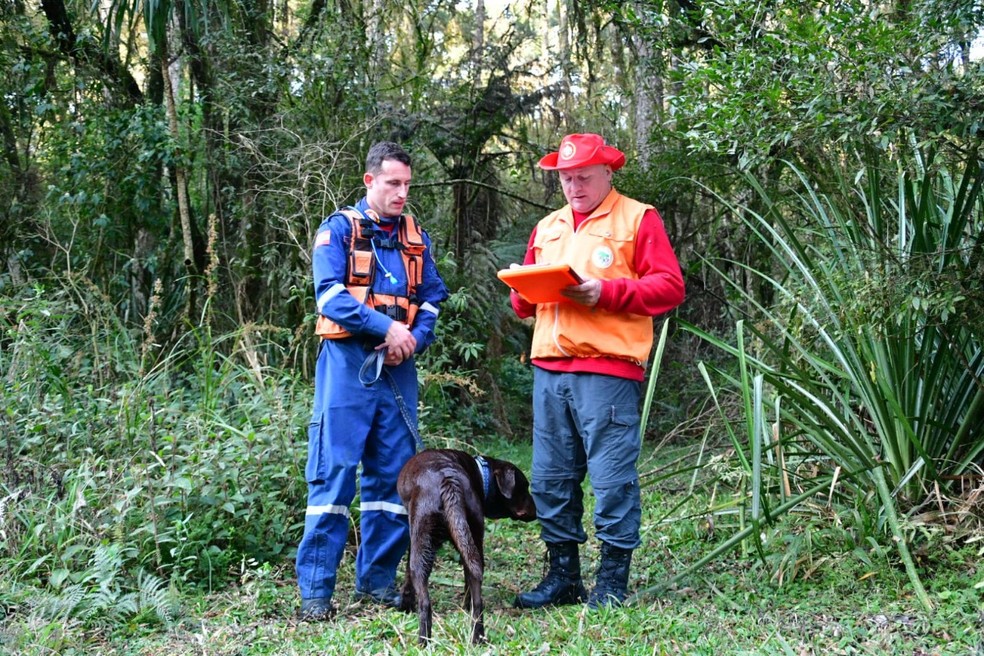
[162,55,198,321]
[474,0,485,70]
[632,27,657,169]
[40,0,143,106]
[558,0,572,116]
[367,0,385,85]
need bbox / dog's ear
[494,466,517,498]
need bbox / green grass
[2,439,979,656]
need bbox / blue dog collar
[474,455,491,500]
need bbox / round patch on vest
[592,246,614,269]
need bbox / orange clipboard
[496,263,584,304]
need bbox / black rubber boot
[354,584,402,609]
[513,541,587,609]
[298,597,336,621]
[586,542,633,609]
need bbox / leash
[358,348,386,385]
[359,349,426,453]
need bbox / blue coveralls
[296,198,448,602]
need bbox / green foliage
[4,1,984,650]
[674,147,983,610]
[0,4,52,259]
[1,279,309,635]
[4,438,980,654]
[416,247,536,441]
[663,0,984,169]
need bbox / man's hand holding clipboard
[497,263,598,305]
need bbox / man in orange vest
[510,133,685,609]
[296,141,448,620]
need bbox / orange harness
[315,208,426,340]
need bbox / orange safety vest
[315,208,426,340]
[530,190,654,365]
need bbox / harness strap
[341,206,425,294]
[315,207,426,340]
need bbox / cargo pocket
[594,403,641,486]
[608,403,639,428]
[305,413,327,483]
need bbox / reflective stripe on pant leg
[355,360,416,592]
[530,368,588,545]
[296,341,374,599]
[296,478,351,599]
[570,373,643,549]
[296,413,358,599]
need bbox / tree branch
[39,0,143,106]
[413,178,555,212]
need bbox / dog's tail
[440,479,480,561]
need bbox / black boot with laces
[513,541,587,609]
[586,542,633,609]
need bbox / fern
[39,583,86,621]
[22,543,178,629]
[136,569,178,624]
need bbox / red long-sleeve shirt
[510,207,685,381]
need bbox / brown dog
[397,449,537,645]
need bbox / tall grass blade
[639,318,671,441]
[681,148,982,611]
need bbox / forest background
[1,0,983,653]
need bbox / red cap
[538,133,626,171]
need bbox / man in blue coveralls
[296,141,448,620]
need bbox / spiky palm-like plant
[673,149,982,610]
